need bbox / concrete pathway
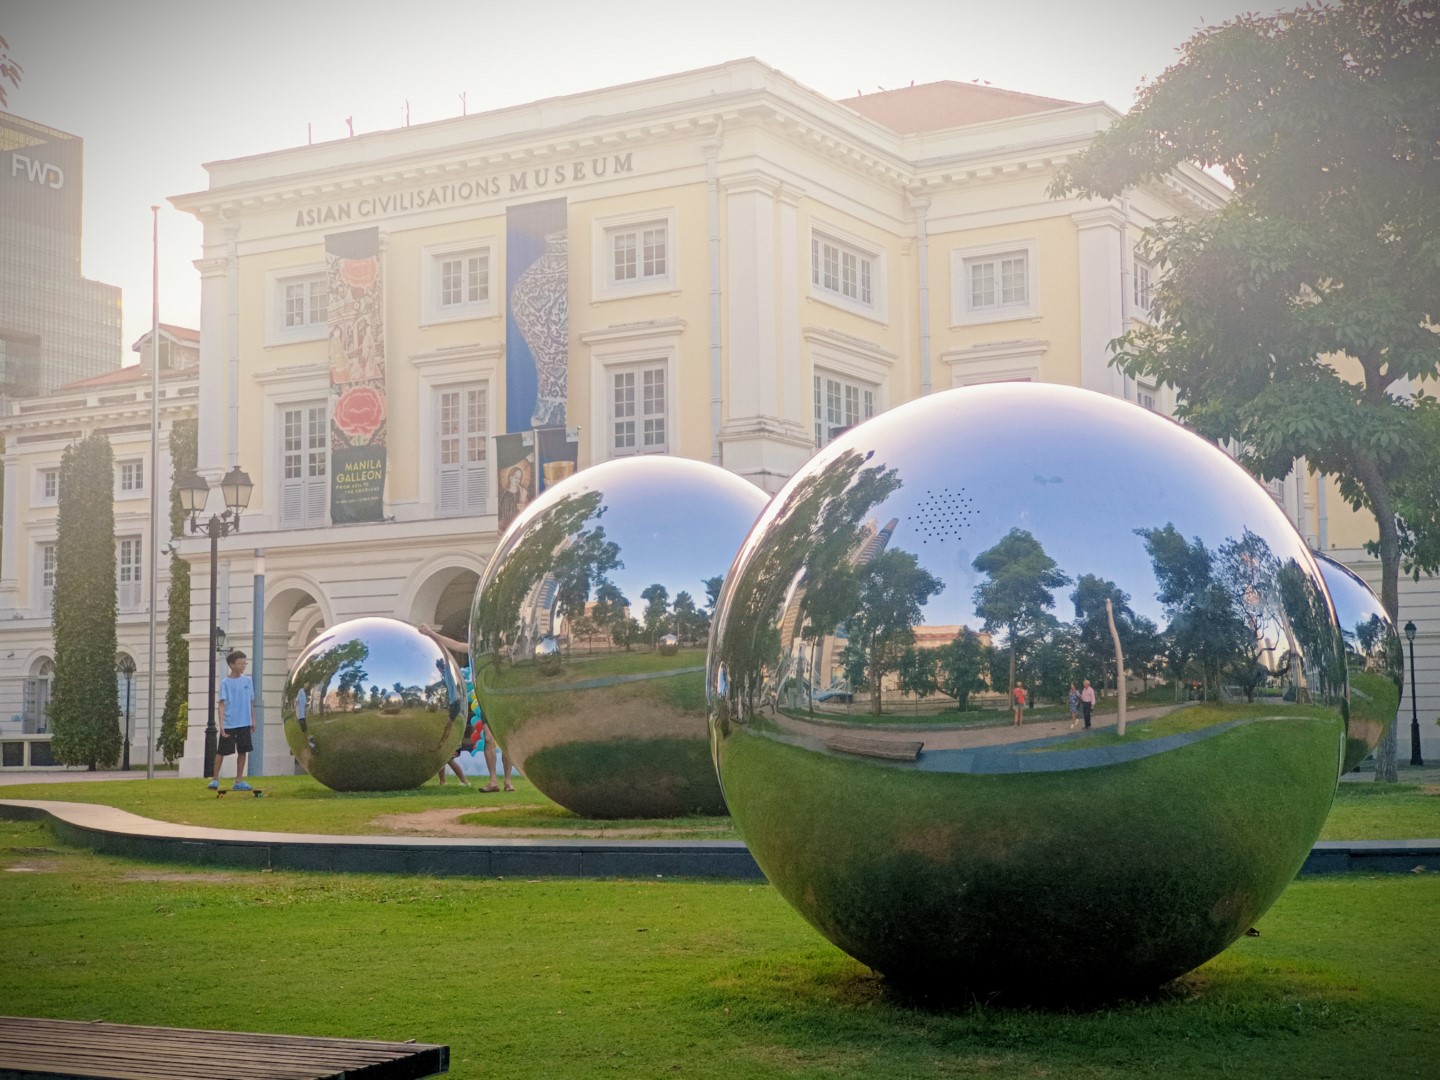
[0,769,146,787]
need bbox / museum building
[169,58,1433,778]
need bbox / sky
[4,0,1289,360]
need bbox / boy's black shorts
[218,727,253,756]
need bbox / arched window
[23,658,54,734]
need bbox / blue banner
[505,199,569,432]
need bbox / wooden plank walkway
[0,1016,448,1080]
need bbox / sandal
[503,784,515,792]
[480,784,501,793]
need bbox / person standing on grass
[1012,682,1028,726]
[1080,679,1096,730]
[418,624,516,792]
[209,650,256,791]
[1068,683,1081,729]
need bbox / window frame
[116,535,143,610]
[265,264,330,345]
[951,239,1040,326]
[116,458,145,498]
[277,399,329,529]
[812,369,878,449]
[435,382,490,517]
[36,542,56,613]
[33,465,60,507]
[808,223,887,322]
[583,320,683,464]
[420,237,498,326]
[1132,258,1155,318]
[591,208,678,300]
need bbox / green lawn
[1,765,1436,842]
[0,816,1436,1079]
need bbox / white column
[195,247,229,483]
[777,183,804,430]
[0,455,20,606]
[1073,206,1127,399]
[723,171,780,419]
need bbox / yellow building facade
[169,59,1238,777]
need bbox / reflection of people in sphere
[418,623,516,792]
[498,463,531,528]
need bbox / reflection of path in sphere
[708,382,1348,1001]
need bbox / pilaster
[1072,205,1127,400]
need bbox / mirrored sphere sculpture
[709,383,1349,999]
[471,455,769,818]
[1315,552,1401,772]
[283,617,464,791]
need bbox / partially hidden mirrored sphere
[471,455,769,818]
[1315,552,1401,772]
[709,383,1348,999]
[283,616,464,791]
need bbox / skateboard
[216,787,264,798]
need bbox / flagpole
[145,206,161,780]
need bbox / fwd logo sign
[11,154,65,190]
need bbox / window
[280,403,328,527]
[811,233,874,308]
[437,385,488,516]
[592,210,677,299]
[610,363,667,456]
[284,274,327,329]
[1133,260,1154,315]
[421,240,497,324]
[814,372,876,448]
[440,250,490,308]
[38,543,55,611]
[117,459,144,494]
[23,659,53,734]
[1138,383,1158,411]
[952,240,1039,325]
[38,467,59,504]
[267,266,330,343]
[611,224,668,284]
[117,537,142,610]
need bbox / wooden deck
[0,1016,448,1080]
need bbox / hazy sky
[5,0,1286,359]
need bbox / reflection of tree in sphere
[708,383,1348,1001]
[282,617,463,791]
[470,456,769,818]
[1314,552,1400,772]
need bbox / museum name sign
[293,153,637,228]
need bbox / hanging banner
[495,431,537,534]
[326,226,387,524]
[506,198,569,432]
[536,426,579,493]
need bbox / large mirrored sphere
[709,383,1349,1000]
[1315,553,1401,772]
[283,617,464,791]
[471,455,769,818]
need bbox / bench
[0,1016,448,1080]
[824,734,924,762]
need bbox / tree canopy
[49,433,121,769]
[1051,0,1440,638]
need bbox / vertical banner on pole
[506,199,569,432]
[326,227,387,523]
[495,431,537,534]
[536,426,579,493]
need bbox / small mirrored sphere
[283,617,465,791]
[709,383,1348,999]
[471,455,769,818]
[1315,552,1401,772]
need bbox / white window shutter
[438,465,461,516]
[465,463,487,513]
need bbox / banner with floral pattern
[326,227,386,524]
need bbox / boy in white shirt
[209,650,257,790]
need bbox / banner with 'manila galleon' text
[326,227,387,524]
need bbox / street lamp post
[178,467,253,778]
[116,653,135,771]
[1405,620,1423,768]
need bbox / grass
[0,815,1437,1079]
[455,803,734,840]
[1,760,1437,843]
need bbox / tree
[842,549,945,714]
[1071,574,1134,692]
[640,583,670,646]
[591,580,628,649]
[937,631,990,711]
[897,646,940,705]
[0,35,21,109]
[972,528,1071,693]
[1028,619,1080,705]
[49,433,121,769]
[159,419,196,764]
[1051,0,1440,774]
[611,615,643,652]
[671,590,702,645]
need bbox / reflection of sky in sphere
[545,456,768,608]
[824,384,1315,635]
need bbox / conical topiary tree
[158,418,196,764]
[49,432,121,769]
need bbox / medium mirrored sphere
[1315,552,1401,772]
[709,383,1348,999]
[471,455,769,818]
[283,617,464,791]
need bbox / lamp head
[220,466,254,516]
[1404,620,1417,643]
